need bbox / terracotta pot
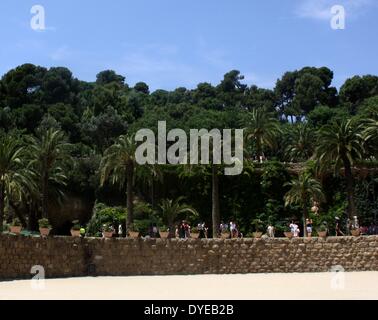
[191,232,199,239]
[103,231,113,238]
[128,231,139,238]
[318,231,327,238]
[284,232,293,239]
[159,231,169,239]
[221,232,230,239]
[351,229,360,237]
[39,228,50,237]
[253,232,263,238]
[70,229,81,237]
[10,226,22,234]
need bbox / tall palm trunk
[212,165,220,238]
[126,164,134,231]
[302,199,308,238]
[343,158,356,219]
[41,172,49,219]
[0,184,4,232]
[256,137,263,162]
[151,180,155,209]
[28,202,38,231]
[9,201,27,227]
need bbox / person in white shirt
[267,225,275,238]
[290,221,300,237]
[230,221,238,238]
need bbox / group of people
[109,215,378,239]
[174,220,209,239]
[219,221,242,238]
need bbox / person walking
[184,221,191,238]
[267,224,275,238]
[179,221,186,238]
[306,218,313,238]
[198,222,207,238]
[335,217,344,236]
[290,221,300,237]
[230,221,238,238]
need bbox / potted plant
[38,218,51,237]
[70,220,81,237]
[351,226,361,237]
[159,226,169,239]
[102,223,114,238]
[317,224,328,238]
[190,227,199,239]
[128,224,140,238]
[283,225,293,239]
[9,218,22,234]
[251,219,264,238]
[221,229,231,239]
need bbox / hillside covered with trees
[1,64,377,237]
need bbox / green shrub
[71,220,81,231]
[11,218,22,227]
[86,203,126,236]
[38,218,50,229]
[102,223,113,232]
[251,219,264,232]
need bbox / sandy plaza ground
[0,272,377,300]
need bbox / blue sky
[1,0,378,91]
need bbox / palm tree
[243,108,281,162]
[28,129,70,220]
[137,163,162,209]
[178,159,222,238]
[158,197,198,237]
[211,164,220,238]
[100,134,138,230]
[316,120,365,219]
[0,136,35,231]
[285,123,315,162]
[284,173,325,237]
[363,119,378,157]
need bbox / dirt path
[0,272,377,300]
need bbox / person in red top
[184,221,191,238]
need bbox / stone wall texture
[1,234,378,280]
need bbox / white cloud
[295,0,375,20]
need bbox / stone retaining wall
[1,234,377,280]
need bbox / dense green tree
[275,67,337,119]
[47,103,79,139]
[0,64,47,108]
[340,75,378,111]
[307,105,349,127]
[134,82,150,94]
[244,86,276,112]
[40,67,79,104]
[96,70,125,86]
[80,106,128,151]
